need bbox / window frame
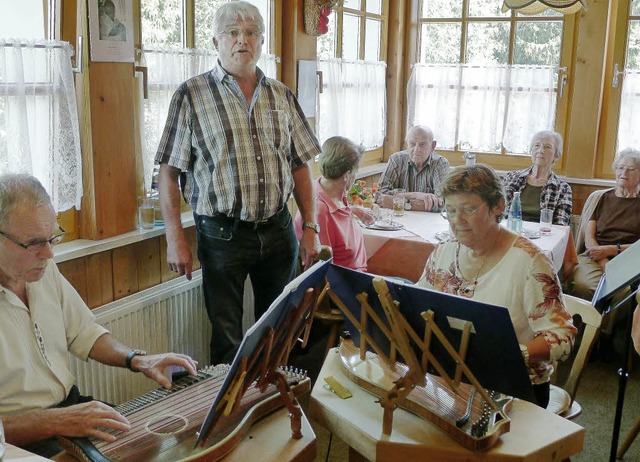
[317,1,389,167]
[597,0,637,180]
[410,1,576,173]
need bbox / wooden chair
[546,294,602,419]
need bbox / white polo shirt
[0,261,108,414]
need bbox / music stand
[593,240,640,462]
[325,265,536,403]
[195,259,332,449]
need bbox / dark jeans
[195,208,298,365]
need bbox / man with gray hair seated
[376,125,449,212]
[0,174,197,457]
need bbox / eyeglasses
[442,204,484,220]
[0,227,66,254]
[615,166,637,173]
[407,141,432,149]
[217,28,262,40]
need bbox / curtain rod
[1,42,69,50]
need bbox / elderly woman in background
[418,164,576,408]
[295,136,375,271]
[503,130,572,225]
[569,148,640,301]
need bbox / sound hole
[145,414,189,435]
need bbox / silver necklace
[455,243,488,297]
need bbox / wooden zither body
[338,339,512,451]
[57,365,310,462]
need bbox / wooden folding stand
[309,265,583,460]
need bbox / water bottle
[463,151,476,166]
[150,166,164,226]
[507,191,522,234]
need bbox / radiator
[69,270,211,405]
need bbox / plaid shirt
[503,167,573,226]
[377,151,450,211]
[155,61,321,222]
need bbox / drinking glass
[138,196,155,230]
[392,188,406,217]
[540,208,553,236]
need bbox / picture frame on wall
[87,0,134,63]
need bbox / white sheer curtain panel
[618,69,640,153]
[407,63,557,155]
[317,58,386,149]
[139,47,277,191]
[0,39,82,211]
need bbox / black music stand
[325,265,536,403]
[592,240,640,462]
[195,258,332,448]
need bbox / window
[0,0,82,212]
[599,0,640,178]
[410,1,571,160]
[139,1,277,191]
[316,1,388,158]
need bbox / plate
[522,228,540,239]
[366,221,404,231]
[435,230,452,242]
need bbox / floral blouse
[418,236,576,384]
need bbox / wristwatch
[302,221,320,234]
[519,344,529,366]
[126,349,147,371]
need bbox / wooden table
[363,211,576,282]
[309,348,584,462]
[9,407,316,462]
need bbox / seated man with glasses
[0,174,198,458]
[376,125,449,212]
[417,164,575,408]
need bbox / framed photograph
[88,0,135,63]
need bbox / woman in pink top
[295,136,375,271]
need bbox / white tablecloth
[362,211,571,276]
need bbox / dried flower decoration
[304,0,342,36]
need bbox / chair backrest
[575,188,611,254]
[561,294,602,402]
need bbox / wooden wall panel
[85,62,137,239]
[384,0,408,159]
[112,239,161,300]
[85,251,114,308]
[564,1,610,179]
[137,237,162,291]
[57,259,88,304]
[569,182,612,216]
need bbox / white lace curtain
[317,58,386,149]
[618,69,640,154]
[139,47,277,191]
[0,39,82,211]
[407,63,558,155]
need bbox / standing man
[376,125,449,212]
[0,174,198,457]
[156,1,321,365]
